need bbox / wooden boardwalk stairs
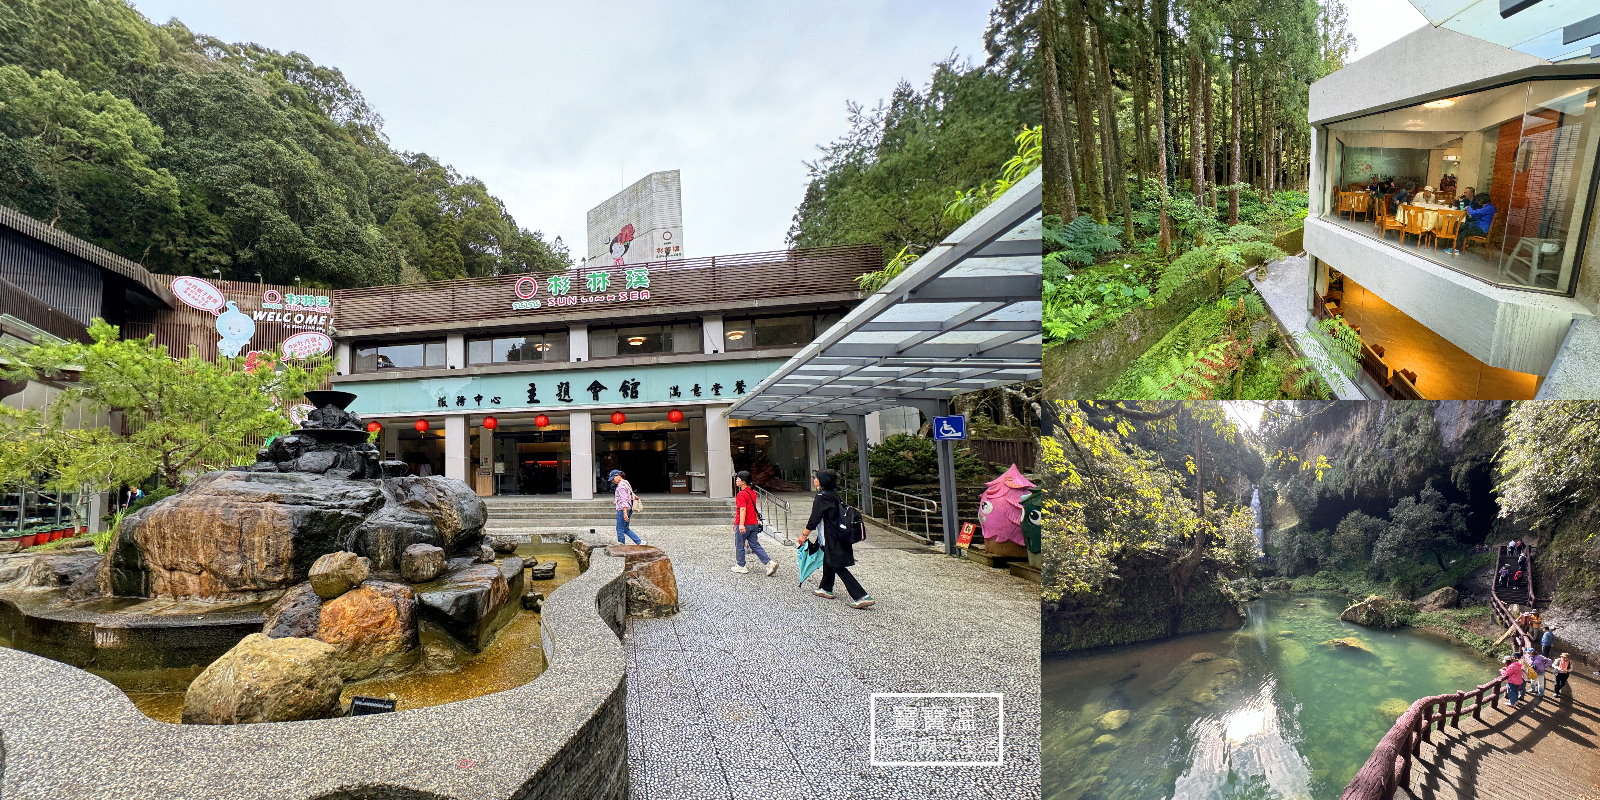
[1342,544,1600,800]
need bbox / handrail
[838,479,941,543]
[750,485,793,546]
[1340,543,1535,800]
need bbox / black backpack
[835,502,867,544]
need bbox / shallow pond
[89,544,578,723]
[1043,594,1494,800]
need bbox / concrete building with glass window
[330,244,895,499]
[1302,18,1600,399]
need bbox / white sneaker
[765,560,779,577]
[730,565,749,574]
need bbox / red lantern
[667,409,684,424]
[533,414,550,428]
[610,411,627,426]
[366,421,382,433]
[483,416,498,430]
[413,419,429,433]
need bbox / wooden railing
[968,438,1038,470]
[1340,544,1534,800]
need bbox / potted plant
[15,526,39,548]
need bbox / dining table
[1395,202,1462,232]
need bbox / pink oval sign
[170,276,226,314]
[281,331,333,358]
[513,276,538,299]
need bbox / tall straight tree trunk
[1062,115,1080,219]
[1203,49,1216,211]
[1092,28,1118,218]
[1152,0,1173,255]
[1261,86,1275,202]
[1094,26,1134,242]
[1228,36,1242,225]
[1066,0,1107,223]
[1132,4,1148,194]
[1188,45,1204,208]
[1040,2,1074,219]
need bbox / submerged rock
[182,633,343,724]
[521,591,544,611]
[316,580,418,680]
[1096,709,1131,731]
[400,543,446,583]
[529,561,557,580]
[611,545,679,618]
[1321,637,1376,655]
[1377,697,1412,718]
[309,551,369,599]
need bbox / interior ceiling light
[533,342,552,352]
[1423,99,1455,108]
[726,330,746,340]
[627,336,646,346]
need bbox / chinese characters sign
[869,693,1004,767]
[508,266,653,312]
[345,359,785,418]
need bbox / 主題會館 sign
[344,359,786,418]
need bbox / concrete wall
[1304,218,1588,374]
[1046,269,1219,398]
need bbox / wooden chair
[1391,368,1424,400]
[1464,216,1505,255]
[1429,210,1465,253]
[1376,205,1406,241]
[1400,205,1430,247]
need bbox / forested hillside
[787,0,1040,261]
[0,0,568,287]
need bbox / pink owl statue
[977,464,1036,553]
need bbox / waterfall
[1251,485,1265,552]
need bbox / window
[353,341,445,372]
[468,331,568,364]
[723,311,843,351]
[1323,79,1599,295]
[589,322,702,358]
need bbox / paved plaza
[622,517,1041,800]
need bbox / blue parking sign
[932,415,967,441]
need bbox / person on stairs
[1552,653,1572,698]
[1501,656,1526,707]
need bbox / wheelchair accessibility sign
[932,415,967,441]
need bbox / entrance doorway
[597,427,686,494]
[476,423,571,496]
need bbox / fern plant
[1055,215,1123,265]
[1139,340,1233,400]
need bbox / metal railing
[751,485,794,546]
[839,480,941,543]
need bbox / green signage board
[345,358,787,417]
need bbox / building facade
[1304,25,1600,399]
[329,244,885,499]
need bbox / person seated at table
[1455,187,1475,210]
[1416,185,1437,204]
[1448,194,1496,255]
[1366,177,1381,195]
[1389,184,1414,215]
[1440,174,1457,194]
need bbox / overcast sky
[1341,0,1429,60]
[127,1,991,260]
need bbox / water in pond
[1043,594,1493,800]
[108,544,580,722]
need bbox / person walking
[609,469,645,546]
[1496,564,1511,588]
[1552,653,1572,698]
[1501,656,1526,707]
[799,469,874,609]
[1526,648,1553,698]
[731,471,777,576]
[1540,625,1556,656]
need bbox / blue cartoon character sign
[169,276,256,358]
[215,302,256,357]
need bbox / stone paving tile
[627,522,1040,799]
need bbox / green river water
[1043,594,1495,800]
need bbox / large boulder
[609,545,679,618]
[417,558,522,650]
[182,633,343,724]
[105,471,386,600]
[1340,595,1411,628]
[316,580,418,679]
[1416,586,1460,612]
[309,551,369,599]
[400,543,446,583]
[348,477,487,573]
[487,536,518,554]
[263,583,324,639]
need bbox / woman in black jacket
[800,469,875,609]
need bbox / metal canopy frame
[729,170,1042,555]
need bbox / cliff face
[1268,401,1508,536]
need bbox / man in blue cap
[610,469,644,545]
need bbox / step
[962,549,1022,569]
[1007,561,1041,583]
